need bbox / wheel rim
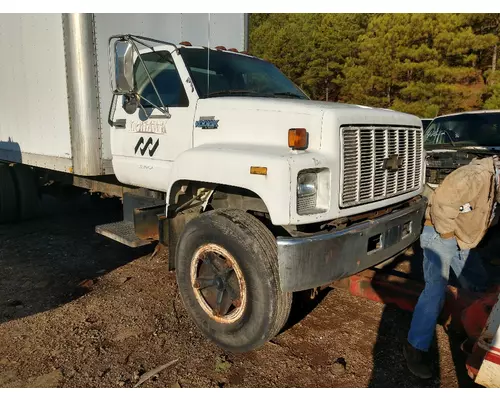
[190,243,247,324]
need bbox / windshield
[179,48,309,100]
[424,112,500,147]
[421,119,432,131]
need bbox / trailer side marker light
[250,166,267,176]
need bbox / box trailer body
[0,13,248,176]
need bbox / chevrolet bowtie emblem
[383,154,404,171]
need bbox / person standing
[404,155,500,379]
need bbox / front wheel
[175,209,292,353]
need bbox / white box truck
[0,13,427,353]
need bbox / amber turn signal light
[250,166,268,176]
[288,128,308,150]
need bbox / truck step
[95,221,153,248]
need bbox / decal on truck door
[134,137,160,157]
[128,120,167,134]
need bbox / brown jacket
[426,157,496,250]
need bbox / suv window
[133,51,188,108]
[424,113,500,147]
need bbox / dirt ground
[0,194,499,388]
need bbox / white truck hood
[194,97,422,153]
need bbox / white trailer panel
[0,13,248,176]
[0,14,73,172]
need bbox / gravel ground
[0,194,498,388]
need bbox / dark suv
[424,110,500,188]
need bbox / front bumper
[277,196,427,292]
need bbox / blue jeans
[407,225,488,351]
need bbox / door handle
[113,119,126,128]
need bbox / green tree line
[249,13,500,117]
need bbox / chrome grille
[340,126,423,207]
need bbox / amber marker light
[250,166,268,176]
[288,128,308,150]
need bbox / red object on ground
[462,291,498,340]
[330,269,500,382]
[330,269,481,332]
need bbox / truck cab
[103,35,426,352]
[109,37,425,226]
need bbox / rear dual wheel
[11,164,40,220]
[175,209,292,352]
[0,163,40,223]
[0,164,18,223]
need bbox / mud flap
[166,212,198,271]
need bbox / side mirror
[112,40,135,93]
[108,34,171,120]
[123,93,139,115]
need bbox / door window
[133,51,189,108]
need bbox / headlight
[297,171,320,215]
[296,168,330,215]
[297,172,317,197]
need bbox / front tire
[175,209,292,352]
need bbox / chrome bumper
[277,196,426,292]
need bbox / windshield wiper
[426,129,456,147]
[273,92,303,99]
[206,90,258,98]
[442,129,456,147]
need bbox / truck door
[110,48,196,192]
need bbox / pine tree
[300,14,370,101]
[249,13,500,115]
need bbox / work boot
[403,341,432,379]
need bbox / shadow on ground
[0,194,154,323]
[283,288,334,333]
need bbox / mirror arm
[136,94,171,118]
[131,37,155,53]
[108,93,118,127]
[108,34,179,51]
[107,93,126,128]
[137,100,148,116]
[127,34,178,49]
[130,40,170,118]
